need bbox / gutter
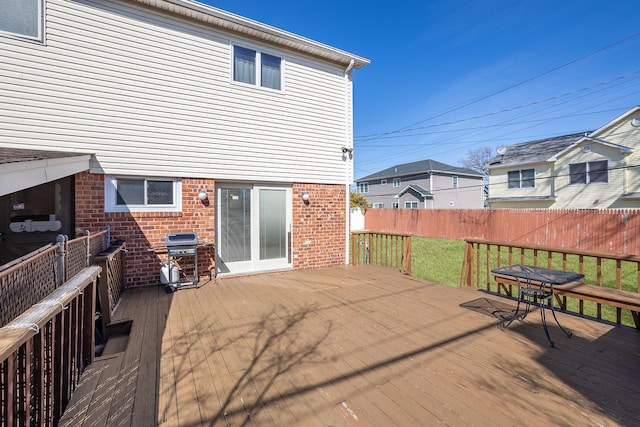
[134,0,370,68]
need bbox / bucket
[160,261,180,284]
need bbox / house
[356,159,485,209]
[0,0,369,284]
[486,106,640,209]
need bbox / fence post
[85,230,91,267]
[56,235,67,286]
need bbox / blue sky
[204,1,640,180]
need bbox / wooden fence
[460,238,640,328]
[364,208,640,255]
[350,231,412,275]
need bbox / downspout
[429,171,434,209]
[344,59,355,265]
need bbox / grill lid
[165,232,198,247]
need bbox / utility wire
[389,31,640,134]
[355,69,640,143]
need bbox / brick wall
[75,174,348,286]
[75,173,215,287]
[292,183,347,268]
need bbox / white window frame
[105,176,182,213]
[0,0,43,41]
[404,201,418,209]
[392,202,399,209]
[393,178,401,188]
[358,182,369,194]
[231,44,284,91]
[372,203,384,208]
[452,176,458,189]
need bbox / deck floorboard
[61,265,640,426]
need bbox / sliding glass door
[217,184,291,275]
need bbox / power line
[388,31,640,134]
[355,70,640,143]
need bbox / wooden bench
[493,273,640,329]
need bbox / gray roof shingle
[0,148,88,165]
[358,159,483,181]
[486,132,589,168]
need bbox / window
[381,179,387,185]
[392,202,399,209]
[452,176,458,189]
[569,161,608,185]
[372,203,384,208]
[507,169,535,189]
[233,45,282,90]
[393,178,401,187]
[105,176,182,212]
[358,182,369,193]
[0,0,42,40]
[404,201,418,209]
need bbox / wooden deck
[59,265,640,426]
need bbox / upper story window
[452,176,458,189]
[358,182,369,194]
[105,176,182,212]
[507,169,535,189]
[233,45,282,90]
[393,178,401,187]
[569,161,608,185]
[404,201,418,209]
[392,202,399,209]
[0,0,43,41]
[372,203,384,208]
[381,179,387,185]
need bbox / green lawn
[410,236,466,287]
[407,236,637,328]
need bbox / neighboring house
[486,106,640,209]
[0,0,369,283]
[356,159,485,209]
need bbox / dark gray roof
[358,159,483,182]
[486,132,588,169]
[0,147,88,165]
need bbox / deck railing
[94,241,127,339]
[0,266,101,426]
[350,231,412,275]
[0,230,110,328]
[460,238,640,328]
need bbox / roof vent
[582,145,592,153]
[631,116,640,127]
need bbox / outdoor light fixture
[301,192,310,202]
[198,189,208,201]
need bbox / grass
[405,236,638,328]
[410,237,466,287]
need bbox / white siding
[0,0,353,184]
[553,143,626,209]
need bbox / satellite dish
[631,116,640,127]
[496,146,507,155]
